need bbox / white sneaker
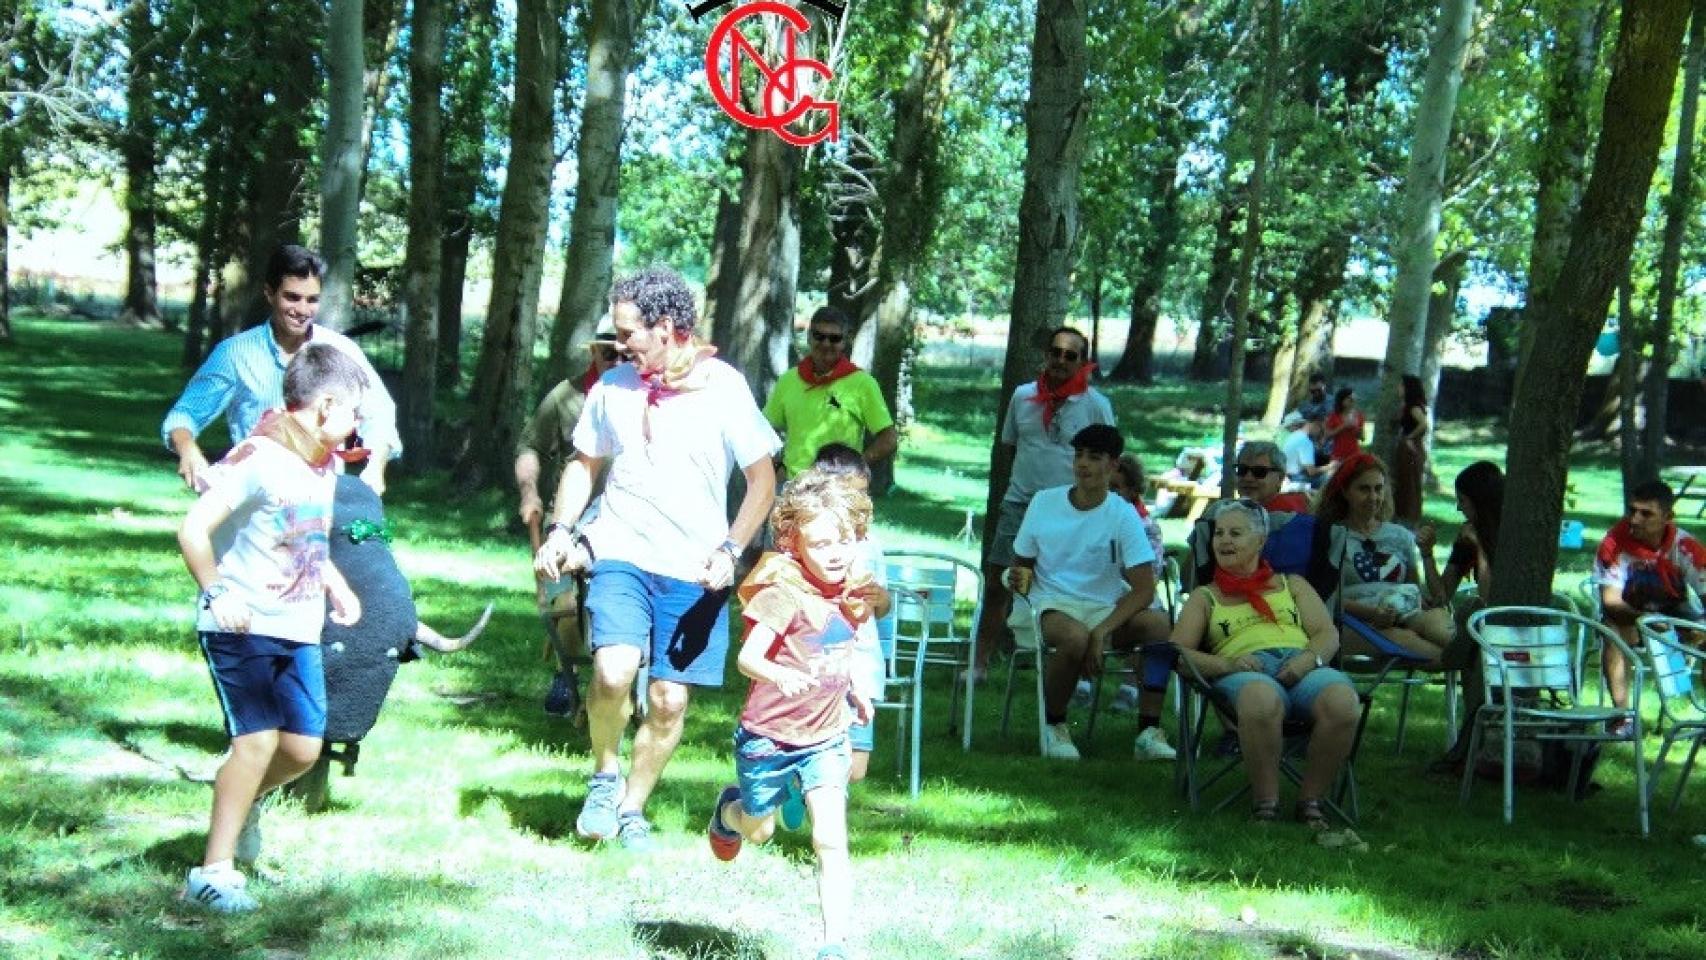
[1042,723,1080,760]
[235,798,264,865]
[1134,725,1177,761]
[182,865,258,913]
[1070,679,1094,709]
[1110,684,1140,714]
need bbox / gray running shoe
[576,773,623,841]
[616,810,654,852]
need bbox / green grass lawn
[2,313,1705,960]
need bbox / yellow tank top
[1205,576,1309,660]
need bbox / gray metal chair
[1636,614,1706,813]
[883,551,984,751]
[1459,605,1648,836]
[871,585,931,798]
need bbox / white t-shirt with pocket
[1013,485,1155,607]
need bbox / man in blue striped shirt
[162,245,400,495]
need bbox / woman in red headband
[1315,453,1452,666]
[1172,499,1357,829]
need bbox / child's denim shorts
[734,725,851,817]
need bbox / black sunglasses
[809,331,844,344]
[1233,464,1277,479]
[1048,347,1081,362]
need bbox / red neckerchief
[739,551,875,628]
[1604,519,1683,595]
[1130,496,1150,518]
[799,356,859,389]
[579,364,600,394]
[1029,364,1096,429]
[1215,559,1280,623]
[255,409,334,469]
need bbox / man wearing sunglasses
[514,315,623,716]
[1234,441,1312,515]
[762,307,898,478]
[977,326,1115,676]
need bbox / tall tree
[437,0,502,386]
[544,0,640,389]
[713,129,802,400]
[400,0,448,470]
[1372,0,1477,459]
[1639,0,1705,478]
[1218,0,1281,496]
[119,0,161,327]
[321,0,367,331]
[456,0,563,489]
[980,0,1089,552]
[1491,0,1691,608]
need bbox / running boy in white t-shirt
[175,344,366,912]
[1007,424,1157,761]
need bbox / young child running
[707,468,876,960]
[176,343,366,912]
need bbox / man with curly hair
[535,266,780,851]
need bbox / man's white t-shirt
[197,435,337,644]
[1013,485,1154,606]
[572,358,780,583]
[1000,384,1116,505]
[1281,429,1317,478]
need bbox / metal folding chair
[883,551,984,751]
[1459,605,1648,836]
[1637,614,1706,814]
[871,585,931,798]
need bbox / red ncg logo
[688,0,843,147]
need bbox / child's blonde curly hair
[771,467,873,552]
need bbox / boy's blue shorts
[584,560,731,687]
[198,631,327,738]
[734,725,851,817]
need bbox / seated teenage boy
[1596,478,1706,727]
[1007,424,1161,761]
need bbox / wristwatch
[199,583,230,610]
[717,538,742,562]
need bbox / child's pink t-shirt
[737,554,867,747]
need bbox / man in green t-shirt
[762,307,899,478]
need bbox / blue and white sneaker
[576,773,624,841]
[182,865,258,913]
[780,777,807,831]
[617,810,654,852]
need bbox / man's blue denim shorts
[734,725,852,817]
[584,559,732,687]
[198,631,327,738]
[1210,647,1354,721]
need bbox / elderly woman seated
[1171,499,1360,828]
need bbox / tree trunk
[1373,0,1476,459]
[701,187,742,344]
[1491,0,1691,610]
[183,147,226,368]
[1265,236,1349,424]
[401,0,447,471]
[456,0,563,489]
[1087,263,1103,365]
[714,129,801,400]
[437,0,500,387]
[827,131,880,358]
[1219,0,1282,498]
[1191,183,1240,381]
[1420,250,1467,492]
[120,0,160,328]
[1112,140,1184,383]
[545,0,635,389]
[1515,0,1609,374]
[980,0,1090,558]
[320,0,367,332]
[1618,276,1643,489]
[359,0,405,200]
[1641,0,1705,478]
[0,160,10,344]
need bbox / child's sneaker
[1041,723,1080,760]
[543,670,579,718]
[707,785,743,862]
[1070,679,1094,709]
[1110,683,1140,714]
[1134,725,1177,761]
[235,796,266,865]
[779,777,807,831]
[576,772,624,841]
[182,865,258,914]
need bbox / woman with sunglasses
[1171,499,1358,828]
[1314,453,1451,665]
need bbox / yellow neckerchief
[253,409,333,468]
[738,551,875,631]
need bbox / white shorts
[1008,595,1116,650]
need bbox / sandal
[1295,798,1330,831]
[1251,798,1280,822]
